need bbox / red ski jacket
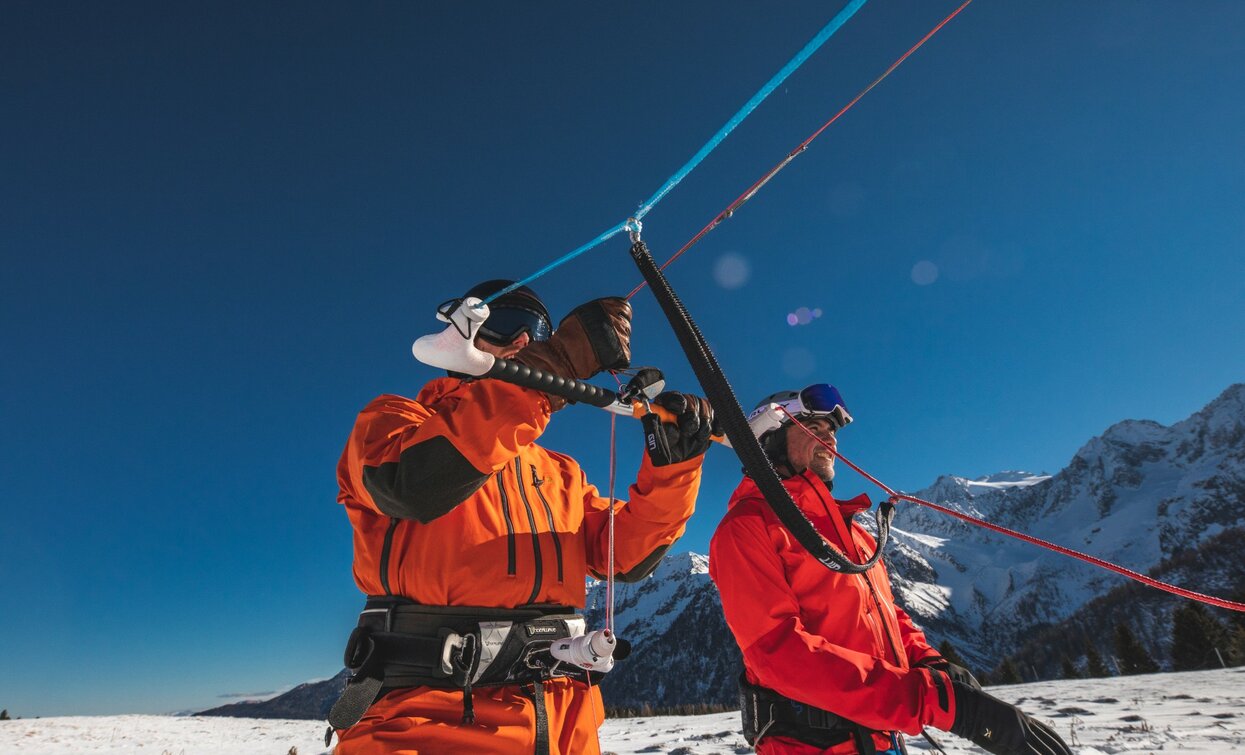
[710,471,956,751]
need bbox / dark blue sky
[2,1,1242,716]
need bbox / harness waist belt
[739,674,883,755]
[327,598,587,733]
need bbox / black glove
[642,392,715,466]
[948,682,1071,755]
[917,656,981,690]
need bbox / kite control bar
[411,297,667,415]
[412,297,729,441]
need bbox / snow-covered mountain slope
[884,383,1245,667]
[1006,526,1245,678]
[11,668,1245,754]
[198,670,347,720]
[584,552,741,710]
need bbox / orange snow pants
[334,676,604,754]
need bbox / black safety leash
[628,239,891,574]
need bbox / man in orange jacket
[330,280,713,755]
[710,385,1071,755]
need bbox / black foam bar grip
[486,358,618,408]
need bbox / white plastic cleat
[734,402,786,449]
[411,296,496,376]
[550,629,617,673]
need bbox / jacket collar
[414,376,470,411]
[728,469,872,515]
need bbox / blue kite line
[481,221,630,305]
[633,0,869,221]
[483,0,869,305]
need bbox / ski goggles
[788,383,851,427]
[476,303,552,346]
[747,383,853,440]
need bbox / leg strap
[523,680,550,755]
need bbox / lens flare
[911,260,939,286]
[785,306,824,327]
[781,347,817,379]
[713,253,751,289]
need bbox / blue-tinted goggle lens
[479,305,552,345]
[799,383,847,415]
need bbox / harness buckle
[343,626,376,674]
[439,630,466,677]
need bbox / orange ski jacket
[334,377,702,754]
[710,471,956,751]
[338,376,704,608]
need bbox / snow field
[2,668,1241,754]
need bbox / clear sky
[2,1,1242,717]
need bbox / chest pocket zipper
[514,458,544,603]
[495,471,516,576]
[531,465,564,584]
[859,570,904,666]
[379,518,401,595]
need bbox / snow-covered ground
[603,668,1245,754]
[2,668,1241,753]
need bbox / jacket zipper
[496,472,517,576]
[806,483,906,667]
[531,465,564,584]
[860,569,904,666]
[809,478,905,666]
[379,518,401,596]
[514,457,544,604]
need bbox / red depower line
[779,407,1245,613]
[626,0,975,301]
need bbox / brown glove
[514,297,632,408]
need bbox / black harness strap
[628,239,890,574]
[327,626,449,731]
[327,672,384,738]
[740,674,881,754]
[523,680,551,755]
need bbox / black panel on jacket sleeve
[362,436,489,523]
[614,543,673,583]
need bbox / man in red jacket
[710,385,1071,755]
[331,280,714,754]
